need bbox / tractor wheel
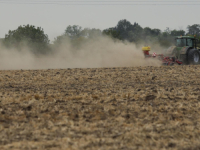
[188,49,200,65]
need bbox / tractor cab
[174,36,200,64]
[175,36,198,49]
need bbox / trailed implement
[142,46,182,66]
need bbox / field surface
[0,66,200,150]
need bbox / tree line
[1,20,200,54]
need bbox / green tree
[187,24,200,36]
[151,29,161,36]
[116,19,134,41]
[102,28,120,39]
[157,28,175,47]
[141,27,161,44]
[65,25,82,38]
[54,26,102,51]
[53,34,69,45]
[143,27,153,36]
[4,24,50,54]
[129,22,143,42]
[142,27,161,38]
[116,20,133,32]
[104,19,144,42]
[81,28,102,38]
[170,29,185,36]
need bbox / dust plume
[0,36,161,70]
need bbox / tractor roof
[175,36,196,39]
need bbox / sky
[0,1,199,42]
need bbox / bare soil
[0,66,200,150]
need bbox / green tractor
[165,36,200,65]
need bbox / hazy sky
[0,1,199,42]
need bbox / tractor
[164,36,200,65]
[142,36,200,65]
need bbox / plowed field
[1,66,200,150]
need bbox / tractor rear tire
[188,49,200,65]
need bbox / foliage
[65,25,82,38]
[171,29,185,36]
[3,21,200,55]
[81,28,102,38]
[187,24,200,36]
[4,24,50,54]
[103,20,195,48]
[53,34,69,45]
[102,28,120,39]
[103,20,143,42]
[54,26,102,50]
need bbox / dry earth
[0,66,200,150]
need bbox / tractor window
[176,39,186,47]
[187,39,193,47]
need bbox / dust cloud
[0,36,161,70]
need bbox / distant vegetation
[3,25,50,54]
[103,20,200,47]
[1,20,200,54]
